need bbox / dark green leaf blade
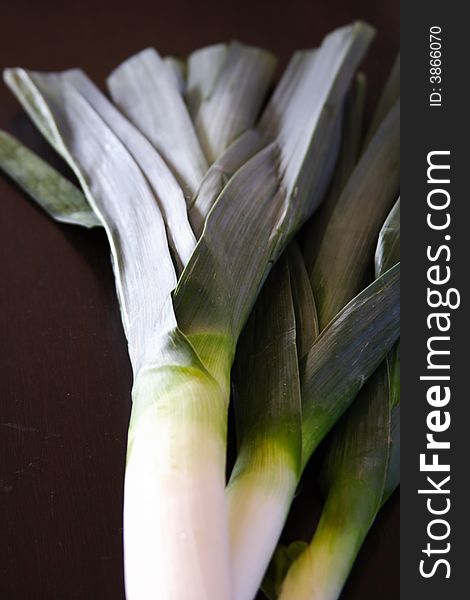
[0,129,99,228]
[309,101,400,330]
[365,54,400,144]
[188,129,267,237]
[301,263,400,464]
[303,72,367,271]
[287,242,319,361]
[231,255,302,471]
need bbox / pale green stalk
[278,365,391,600]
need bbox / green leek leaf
[376,198,401,503]
[301,263,400,464]
[189,129,266,236]
[189,22,374,236]
[0,129,99,228]
[59,68,196,272]
[188,41,277,163]
[4,67,178,372]
[309,101,399,330]
[375,197,400,278]
[365,54,400,144]
[303,72,367,271]
[287,242,319,361]
[262,541,308,600]
[382,402,400,502]
[107,48,209,198]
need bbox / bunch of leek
[0,23,399,600]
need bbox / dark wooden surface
[0,1,399,598]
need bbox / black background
[0,1,399,598]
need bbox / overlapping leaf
[303,72,367,271]
[190,23,374,235]
[107,48,209,197]
[188,41,277,163]
[4,68,178,372]
[59,69,196,271]
[175,23,376,385]
[309,101,399,329]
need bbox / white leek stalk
[126,346,233,600]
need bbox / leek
[227,92,399,600]
[4,67,230,599]
[278,364,392,600]
[277,198,400,600]
[2,22,374,600]
[0,23,402,600]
